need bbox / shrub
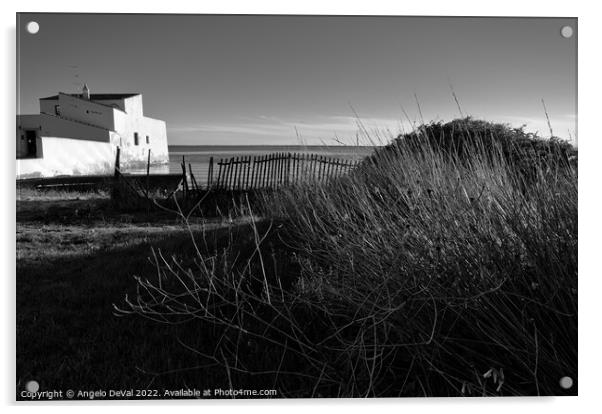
[118,118,577,397]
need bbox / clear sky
[17,14,577,145]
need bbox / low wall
[17,173,183,194]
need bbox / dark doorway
[25,130,37,157]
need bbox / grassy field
[16,118,578,398]
[16,191,271,396]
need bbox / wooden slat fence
[204,152,358,190]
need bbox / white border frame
[2,1,599,413]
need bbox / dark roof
[40,93,140,101]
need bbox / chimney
[82,83,90,100]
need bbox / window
[54,105,61,116]
[146,135,150,144]
[134,132,139,146]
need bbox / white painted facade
[17,86,169,179]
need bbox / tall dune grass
[119,119,577,397]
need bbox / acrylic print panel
[16,13,577,400]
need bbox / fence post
[145,149,151,197]
[277,153,282,186]
[208,156,214,188]
[259,156,266,188]
[237,157,244,190]
[114,147,121,177]
[273,153,279,186]
[251,156,258,189]
[280,153,285,185]
[245,156,252,190]
[221,159,228,190]
[274,153,279,187]
[216,159,223,189]
[189,163,199,191]
[111,147,121,201]
[239,157,245,190]
[317,156,323,181]
[255,156,261,189]
[296,153,302,184]
[281,153,286,185]
[233,157,240,190]
[228,158,235,190]
[263,155,269,188]
[239,156,245,190]
[267,154,274,188]
[223,158,230,190]
[286,153,291,185]
[247,155,255,190]
[226,157,234,190]
[181,155,188,199]
[236,157,243,190]
[246,156,252,190]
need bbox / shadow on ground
[16,203,270,395]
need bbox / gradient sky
[17,14,577,145]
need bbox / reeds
[117,118,577,397]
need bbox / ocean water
[125,145,376,185]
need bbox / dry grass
[117,119,577,397]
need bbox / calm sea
[126,145,376,184]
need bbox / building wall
[57,93,116,130]
[39,98,59,116]
[16,137,115,179]
[113,109,169,167]
[122,95,144,118]
[40,114,111,142]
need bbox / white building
[16,85,169,179]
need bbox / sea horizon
[168,144,380,151]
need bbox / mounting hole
[560,25,573,39]
[26,21,40,34]
[25,380,39,393]
[559,376,573,389]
